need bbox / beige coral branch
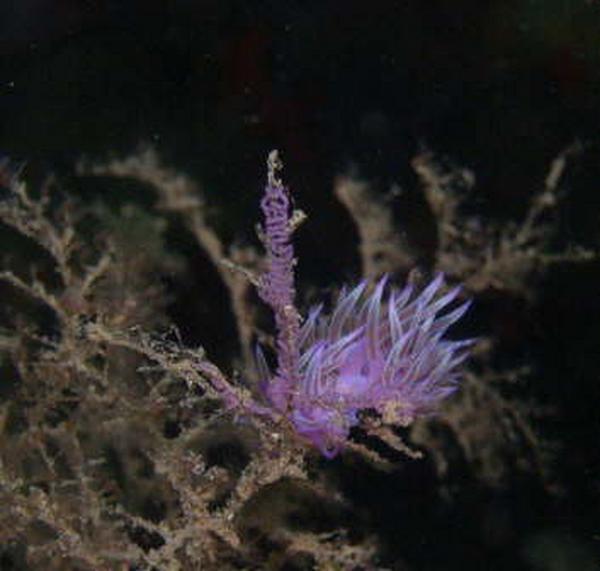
[77,146,263,370]
[412,145,595,299]
[334,174,416,279]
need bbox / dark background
[2,1,600,283]
[1,2,599,570]
[2,1,600,196]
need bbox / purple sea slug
[255,151,473,458]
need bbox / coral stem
[258,151,301,407]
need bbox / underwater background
[0,2,599,570]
